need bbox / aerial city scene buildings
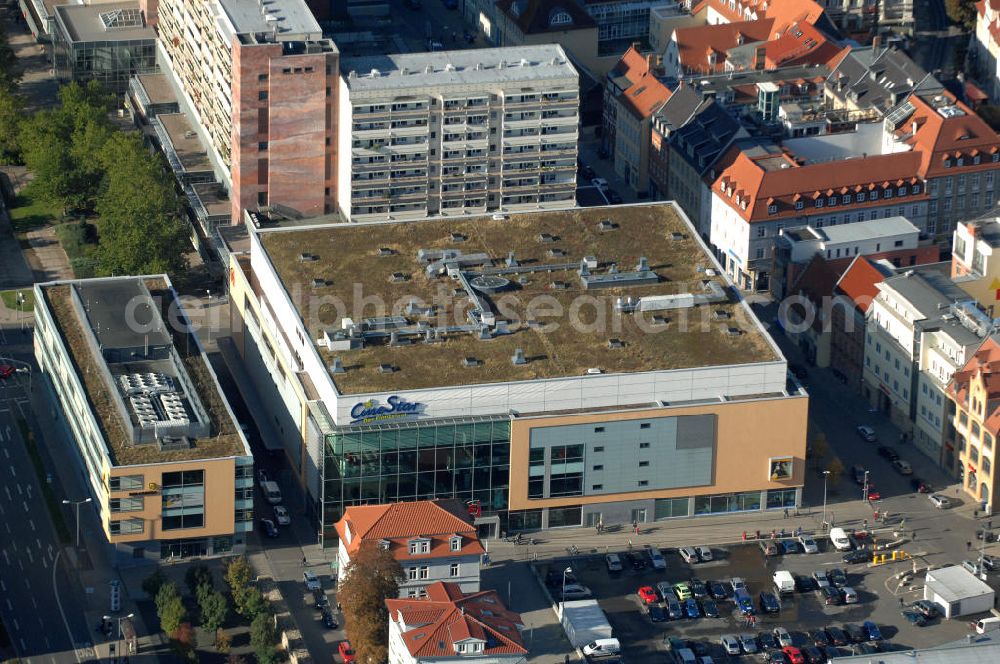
[4,0,1000,662]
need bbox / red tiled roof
[387,582,527,658]
[674,20,775,75]
[762,20,847,69]
[890,92,1000,178]
[611,46,671,119]
[835,256,891,313]
[713,147,926,221]
[335,500,484,561]
[764,0,827,36]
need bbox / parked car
[825,627,849,646]
[321,609,338,629]
[901,610,927,626]
[801,645,824,664]
[981,554,999,571]
[892,459,913,475]
[783,646,804,664]
[257,468,270,487]
[689,578,708,599]
[928,493,951,509]
[313,589,329,611]
[856,425,877,442]
[760,540,779,557]
[646,545,667,570]
[684,598,701,619]
[961,559,987,576]
[302,570,323,590]
[798,536,818,554]
[820,586,842,605]
[607,190,623,204]
[657,581,677,600]
[734,589,754,615]
[739,634,758,654]
[758,632,779,651]
[857,642,881,655]
[809,630,830,648]
[701,598,719,618]
[679,547,699,563]
[258,518,279,538]
[624,551,647,570]
[696,546,713,561]
[638,586,659,605]
[648,604,667,623]
[546,568,577,588]
[338,640,356,664]
[773,628,793,648]
[730,577,747,592]
[709,580,729,599]
[666,597,684,620]
[273,506,291,526]
[877,446,900,461]
[559,584,592,600]
[843,549,871,564]
[606,553,623,572]
[827,568,848,588]
[720,635,741,656]
[780,540,799,555]
[910,477,932,493]
[795,575,816,592]
[823,646,843,661]
[0,365,15,379]
[862,621,883,641]
[911,600,939,618]
[811,571,831,590]
[759,591,781,614]
[843,624,866,643]
[674,582,693,600]
[840,587,859,604]
[976,528,999,542]
[768,651,786,664]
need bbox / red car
[0,365,15,379]
[637,586,659,605]
[338,641,356,664]
[783,646,804,664]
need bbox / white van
[975,617,1000,634]
[583,638,621,656]
[262,480,282,505]
[772,570,795,595]
[829,527,852,551]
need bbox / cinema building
[220,202,808,541]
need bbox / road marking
[9,466,14,477]
[54,552,84,663]
[4,486,10,500]
[0,502,4,515]
[28,519,35,531]
[26,548,33,564]
[16,483,22,495]
[35,538,41,551]
[2,549,8,565]
[13,618,18,630]
[18,639,25,652]
[2,448,7,458]
[21,500,27,512]
[31,597,37,609]
[17,558,23,570]
[24,578,30,590]
[4,522,9,533]
[5,598,10,611]
[0,579,4,591]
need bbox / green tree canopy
[946,0,978,29]
[95,131,188,276]
[200,590,229,634]
[249,613,277,664]
[339,542,404,664]
[155,582,187,636]
[0,23,21,93]
[0,87,23,164]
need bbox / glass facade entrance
[322,418,511,544]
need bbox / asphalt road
[0,372,91,664]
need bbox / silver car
[739,634,758,654]
[928,493,951,509]
[679,546,699,563]
[720,635,741,656]
[696,546,713,561]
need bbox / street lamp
[821,470,830,531]
[862,471,870,502]
[103,613,134,663]
[63,497,92,548]
[561,566,573,606]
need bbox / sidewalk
[26,377,165,660]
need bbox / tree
[239,587,268,621]
[142,569,168,599]
[249,612,277,664]
[810,433,828,466]
[945,0,977,29]
[226,654,247,664]
[225,556,255,617]
[186,565,214,597]
[95,131,189,277]
[826,457,845,487]
[0,87,23,164]
[200,590,228,634]
[339,542,404,664]
[155,582,188,636]
[0,23,21,93]
[215,629,232,654]
[173,622,198,662]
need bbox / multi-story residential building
[879,0,914,33]
[832,256,897,392]
[33,276,253,561]
[604,46,671,193]
[974,0,1000,102]
[825,42,937,119]
[947,336,1000,513]
[221,202,808,541]
[335,500,484,596]
[649,87,747,236]
[952,217,1000,307]
[882,92,1000,240]
[648,3,702,53]
[336,46,579,222]
[822,0,878,33]
[387,582,527,664]
[150,0,340,221]
[487,0,602,76]
[710,133,931,291]
[52,2,157,95]
[862,266,986,464]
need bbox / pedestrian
[770,529,776,539]
[898,597,904,608]
[302,555,307,565]
[863,519,868,530]
[742,531,747,541]
[755,529,761,540]
[783,508,789,519]
[967,541,972,551]
[912,531,917,541]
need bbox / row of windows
[763,185,921,215]
[405,563,463,581]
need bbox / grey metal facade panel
[529,414,715,497]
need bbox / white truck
[772,570,795,595]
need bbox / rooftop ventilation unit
[608,339,625,349]
[463,357,482,367]
[376,247,395,256]
[298,253,318,262]
[331,357,346,373]
[378,363,396,374]
[511,348,527,365]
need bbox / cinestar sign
[349,396,425,425]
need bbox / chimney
[911,120,918,135]
[872,35,881,53]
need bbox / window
[162,513,204,530]
[549,444,584,497]
[109,518,144,535]
[857,192,865,202]
[594,427,605,433]
[419,566,430,579]
[842,195,851,204]
[593,446,604,452]
[450,537,462,551]
[408,539,430,555]
[795,201,804,210]
[592,464,604,471]
[258,141,268,151]
[450,563,460,577]
[638,480,649,487]
[407,567,418,581]
[109,475,143,492]
[528,448,545,499]
[828,197,837,206]
[592,484,604,491]
[815,199,824,208]
[757,226,766,237]
[258,74,268,82]
[258,91,268,101]
[639,442,650,449]
[768,204,777,214]
[640,423,651,429]
[639,461,650,467]
[912,185,920,194]
[110,496,144,512]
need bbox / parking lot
[536,536,982,663]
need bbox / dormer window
[897,187,906,197]
[828,197,837,206]
[884,188,893,199]
[912,185,920,194]
[815,199,823,208]
[856,193,865,202]
[450,535,462,552]
[408,538,431,555]
[958,158,965,167]
[841,195,850,204]
[768,204,777,214]
[549,9,572,26]
[379,539,391,550]
[993,153,999,163]
[795,201,804,210]
[975,155,982,165]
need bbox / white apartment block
[336,45,579,222]
[863,267,985,465]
